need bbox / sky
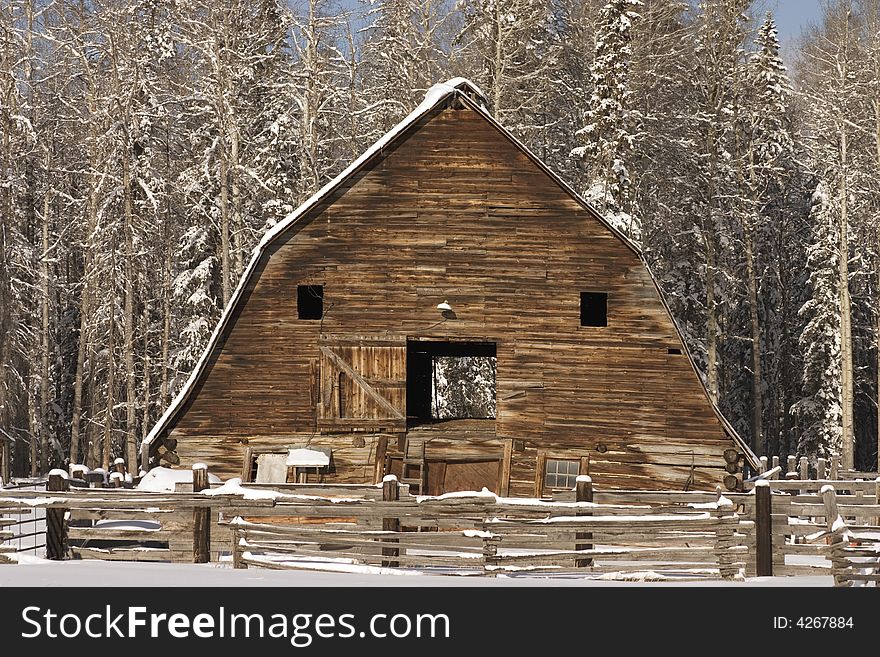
[768,0,824,44]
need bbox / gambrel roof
[145,78,758,468]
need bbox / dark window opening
[667,347,682,355]
[406,341,496,425]
[298,285,323,320]
[580,292,608,327]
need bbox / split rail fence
[1,460,878,585]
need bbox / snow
[136,466,221,492]
[192,462,208,470]
[47,469,69,479]
[0,560,836,587]
[463,529,496,539]
[200,478,283,500]
[286,448,330,467]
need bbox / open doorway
[406,341,497,426]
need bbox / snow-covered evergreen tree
[571,0,642,242]
[793,183,842,461]
[170,226,220,394]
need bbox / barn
[144,78,757,496]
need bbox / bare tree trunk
[839,124,854,469]
[103,244,117,472]
[705,121,719,405]
[70,157,97,465]
[0,12,13,482]
[141,301,151,448]
[122,148,137,472]
[231,126,242,277]
[39,147,51,472]
[219,139,230,304]
[85,340,99,469]
[160,125,172,405]
[874,99,880,472]
[745,233,763,455]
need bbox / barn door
[317,338,406,431]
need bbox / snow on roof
[143,76,757,469]
[286,448,330,468]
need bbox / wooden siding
[164,106,740,491]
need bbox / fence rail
[1,464,878,585]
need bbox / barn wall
[167,106,739,491]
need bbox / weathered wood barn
[145,78,757,495]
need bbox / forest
[0,0,877,477]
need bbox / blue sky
[768,0,823,44]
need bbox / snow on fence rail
[1,467,877,584]
[228,477,749,580]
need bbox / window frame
[535,452,590,498]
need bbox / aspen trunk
[103,244,117,472]
[141,303,151,447]
[219,141,230,305]
[745,233,763,456]
[231,126,242,278]
[122,148,138,472]
[70,168,97,465]
[160,124,172,405]
[839,118,854,470]
[0,34,11,482]
[39,147,51,473]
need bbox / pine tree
[170,225,219,394]
[571,0,642,242]
[737,12,795,456]
[793,183,843,461]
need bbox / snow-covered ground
[0,556,832,587]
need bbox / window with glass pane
[544,458,580,489]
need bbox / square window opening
[406,341,496,425]
[298,285,323,320]
[580,292,608,327]
[544,458,580,490]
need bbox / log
[574,475,593,568]
[46,472,69,560]
[754,480,772,577]
[381,475,400,567]
[192,464,211,563]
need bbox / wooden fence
[229,476,749,579]
[2,466,878,585]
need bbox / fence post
[785,455,798,480]
[758,456,767,474]
[771,456,779,479]
[381,475,400,568]
[820,485,850,587]
[754,480,772,577]
[231,523,247,570]
[830,456,839,480]
[575,475,593,568]
[816,458,826,481]
[192,464,211,564]
[46,470,69,560]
